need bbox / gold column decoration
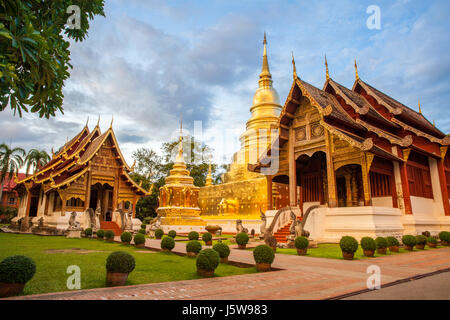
[402,148,412,162]
[440,146,448,159]
[361,152,374,206]
[325,131,337,207]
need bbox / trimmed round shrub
[120,232,132,243]
[339,236,358,253]
[161,236,175,251]
[402,235,417,247]
[294,236,309,249]
[375,237,388,249]
[154,229,164,239]
[416,235,427,245]
[202,232,212,243]
[188,231,199,240]
[427,237,437,244]
[105,230,115,240]
[196,249,220,271]
[133,233,145,245]
[106,251,135,274]
[138,228,146,235]
[0,256,36,284]
[141,223,147,229]
[236,232,249,246]
[96,229,105,239]
[387,236,400,247]
[438,231,450,242]
[84,228,93,236]
[213,243,230,258]
[264,235,277,248]
[361,237,376,251]
[253,245,275,264]
[168,230,177,238]
[186,240,202,254]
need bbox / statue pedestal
[66,230,82,238]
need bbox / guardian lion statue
[236,219,248,234]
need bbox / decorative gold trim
[391,118,442,144]
[402,148,412,162]
[441,146,448,159]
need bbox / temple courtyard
[1,233,449,300]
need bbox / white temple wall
[372,197,393,208]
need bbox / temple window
[66,197,85,208]
[370,172,391,197]
[407,152,433,199]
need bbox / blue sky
[1,0,449,165]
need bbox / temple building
[249,56,450,240]
[198,34,290,223]
[12,119,150,233]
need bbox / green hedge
[416,235,427,245]
[386,236,400,247]
[196,249,220,271]
[213,243,230,258]
[360,237,376,251]
[186,240,202,254]
[202,232,212,243]
[105,230,115,240]
[253,245,275,264]
[236,232,249,246]
[427,237,437,244]
[188,231,199,241]
[120,232,132,243]
[168,230,177,238]
[96,229,105,239]
[294,236,309,249]
[133,233,145,245]
[339,236,358,253]
[439,231,450,242]
[0,255,36,284]
[402,235,417,247]
[106,251,135,274]
[161,236,175,251]
[155,229,164,238]
[375,237,388,249]
[84,228,93,236]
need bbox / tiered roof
[15,121,150,196]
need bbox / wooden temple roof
[15,123,149,196]
[250,72,448,173]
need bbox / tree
[25,148,50,176]
[0,143,25,201]
[0,0,105,118]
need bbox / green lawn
[270,243,444,260]
[0,233,256,296]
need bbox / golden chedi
[157,122,205,227]
[199,34,282,218]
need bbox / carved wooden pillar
[60,190,67,217]
[325,131,337,207]
[112,172,119,212]
[44,193,50,216]
[25,191,32,217]
[84,169,91,210]
[400,149,413,214]
[437,147,450,216]
[266,175,273,210]
[361,152,374,206]
[344,174,352,207]
[288,127,297,206]
[132,195,137,218]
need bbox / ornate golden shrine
[157,122,206,226]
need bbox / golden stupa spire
[354,59,360,81]
[418,99,422,114]
[325,54,330,81]
[259,32,272,88]
[175,118,185,163]
[291,51,297,79]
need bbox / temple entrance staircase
[100,221,122,236]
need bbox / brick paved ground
[5,238,450,300]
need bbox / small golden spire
[205,162,213,186]
[325,54,330,81]
[418,99,422,114]
[433,120,436,127]
[85,117,89,128]
[292,51,297,79]
[96,115,101,127]
[131,159,136,172]
[51,147,55,157]
[110,115,114,129]
[354,59,359,81]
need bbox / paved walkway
[6,238,450,300]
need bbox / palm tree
[0,143,26,202]
[25,149,51,176]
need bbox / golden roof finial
[131,159,136,172]
[259,32,271,82]
[110,115,114,129]
[13,172,19,183]
[51,147,55,157]
[354,59,359,81]
[148,183,155,193]
[433,119,436,127]
[292,51,297,79]
[85,117,89,128]
[325,54,330,81]
[418,99,422,114]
